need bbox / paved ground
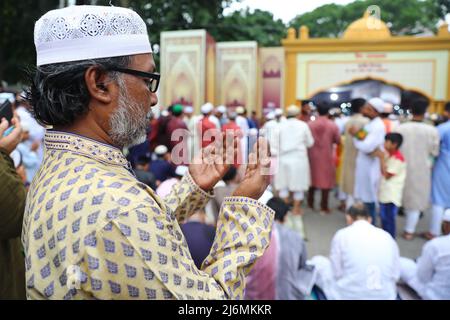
[287,195,428,260]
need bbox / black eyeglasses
[107,67,160,93]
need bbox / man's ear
[345,214,353,225]
[84,66,114,104]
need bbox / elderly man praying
[22,5,273,300]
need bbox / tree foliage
[289,0,440,38]
[0,0,445,84]
[216,9,286,47]
[435,0,450,18]
[0,0,60,84]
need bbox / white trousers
[429,205,444,236]
[279,189,304,201]
[308,256,339,300]
[399,257,425,299]
[337,189,347,201]
[346,195,355,211]
[404,209,421,234]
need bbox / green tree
[289,0,439,38]
[0,0,60,85]
[0,0,241,83]
[434,0,450,18]
[216,8,287,47]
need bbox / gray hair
[26,55,132,126]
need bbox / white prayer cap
[34,6,152,66]
[217,105,227,114]
[368,98,386,113]
[201,102,214,114]
[274,108,283,117]
[286,105,300,117]
[175,165,189,177]
[236,106,245,115]
[265,112,275,120]
[184,106,193,114]
[154,145,168,156]
[228,111,237,120]
[443,209,450,222]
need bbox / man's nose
[150,92,158,107]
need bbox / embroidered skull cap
[34,5,152,66]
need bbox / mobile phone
[0,100,13,123]
[3,126,15,137]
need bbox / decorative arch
[166,54,198,107]
[222,63,249,107]
[306,76,433,103]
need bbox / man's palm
[189,134,237,191]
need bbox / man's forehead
[131,54,156,72]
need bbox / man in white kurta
[399,209,450,300]
[235,107,250,163]
[274,106,314,214]
[340,98,369,208]
[310,203,400,300]
[260,109,285,182]
[351,98,386,225]
[395,99,439,239]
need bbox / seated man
[180,210,216,270]
[269,197,315,300]
[309,203,400,300]
[134,155,156,190]
[399,209,450,300]
[150,145,175,185]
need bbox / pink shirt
[244,231,278,300]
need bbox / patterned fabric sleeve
[163,172,213,223]
[0,148,27,240]
[201,197,274,299]
[79,197,274,300]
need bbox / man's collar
[44,130,129,167]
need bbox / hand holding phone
[0,100,13,123]
[0,116,23,154]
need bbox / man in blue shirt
[429,102,450,238]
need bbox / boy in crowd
[372,133,407,238]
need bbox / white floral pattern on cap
[35,5,152,66]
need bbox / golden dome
[343,11,391,40]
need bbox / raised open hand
[233,137,271,200]
[189,132,239,191]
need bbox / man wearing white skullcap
[200,102,214,115]
[275,105,314,214]
[198,102,220,149]
[215,105,228,127]
[399,208,450,300]
[234,107,250,163]
[348,97,386,225]
[23,5,273,300]
[209,105,222,130]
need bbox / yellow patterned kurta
[22,131,274,300]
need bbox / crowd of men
[0,5,449,300]
[2,83,450,300]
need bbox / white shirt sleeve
[353,126,383,154]
[305,125,315,148]
[330,233,343,280]
[391,240,401,281]
[416,242,435,283]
